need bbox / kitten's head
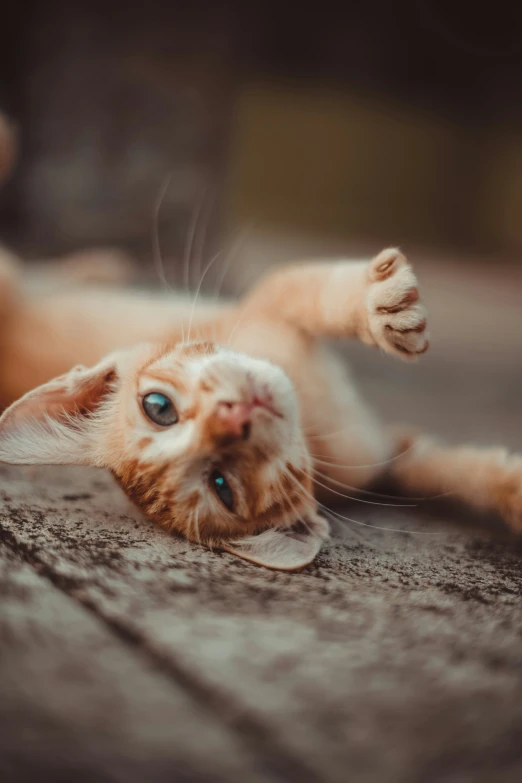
[0,341,328,569]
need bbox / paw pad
[369,248,406,282]
[366,251,429,361]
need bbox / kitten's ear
[0,352,124,466]
[223,513,329,571]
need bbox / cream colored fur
[0,246,520,570]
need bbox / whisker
[292,462,414,507]
[224,310,284,349]
[320,505,448,536]
[310,469,416,507]
[280,472,365,544]
[280,465,317,506]
[212,221,256,302]
[207,223,258,345]
[183,187,207,296]
[276,477,313,534]
[223,267,271,347]
[187,509,195,543]
[225,306,251,347]
[236,266,269,298]
[304,423,358,440]
[186,250,223,344]
[209,239,235,343]
[192,186,215,301]
[152,171,175,293]
[307,443,418,470]
[312,466,455,503]
[193,509,202,547]
[282,465,447,537]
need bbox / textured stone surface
[0,543,275,783]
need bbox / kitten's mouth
[249,380,284,419]
[251,393,283,419]
[216,396,282,439]
[212,388,285,446]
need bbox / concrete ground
[1,254,522,782]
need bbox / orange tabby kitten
[0,246,520,570]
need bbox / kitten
[0,247,521,570]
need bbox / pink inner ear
[0,354,122,466]
[1,367,116,431]
[5,385,68,427]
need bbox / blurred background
[1,0,522,290]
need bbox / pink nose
[215,401,252,439]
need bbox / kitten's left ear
[0,351,124,466]
[223,513,329,571]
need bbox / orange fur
[0,246,521,569]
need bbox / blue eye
[210,470,234,511]
[142,392,178,427]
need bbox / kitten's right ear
[0,352,124,466]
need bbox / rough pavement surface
[1,259,522,782]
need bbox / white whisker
[212,221,256,302]
[192,187,215,300]
[193,509,202,547]
[310,469,416,507]
[307,443,418,470]
[187,509,195,542]
[303,423,357,440]
[186,250,223,344]
[183,188,207,295]
[282,464,447,537]
[276,477,313,534]
[225,307,250,347]
[313,466,455,503]
[152,171,175,293]
[320,506,447,536]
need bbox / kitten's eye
[142,392,178,427]
[210,470,234,511]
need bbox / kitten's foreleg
[48,248,136,286]
[387,430,522,531]
[242,248,429,360]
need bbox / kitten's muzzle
[211,395,281,444]
[216,401,252,441]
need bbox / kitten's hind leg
[386,429,522,532]
[46,248,137,286]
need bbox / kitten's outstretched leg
[242,248,429,360]
[0,245,134,317]
[49,248,136,285]
[387,430,522,531]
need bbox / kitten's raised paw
[366,248,429,361]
